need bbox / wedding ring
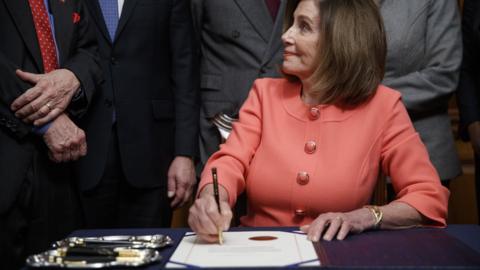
[45,103,52,111]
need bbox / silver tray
[26,248,161,268]
[53,234,173,249]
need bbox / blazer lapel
[86,0,112,43]
[49,0,73,65]
[3,0,43,72]
[115,0,139,42]
[260,0,286,66]
[234,0,273,43]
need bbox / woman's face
[282,0,321,80]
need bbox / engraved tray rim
[26,248,162,268]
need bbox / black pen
[211,167,223,244]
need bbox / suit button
[309,107,320,120]
[232,30,240,39]
[297,171,309,185]
[304,141,316,154]
[111,57,118,65]
[104,99,113,107]
[294,209,306,217]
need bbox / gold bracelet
[364,205,383,229]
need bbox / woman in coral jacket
[189,0,449,243]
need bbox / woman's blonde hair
[283,0,386,107]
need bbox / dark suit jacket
[457,0,480,140]
[0,0,101,213]
[76,0,199,191]
[381,0,462,180]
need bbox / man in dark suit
[191,0,286,170]
[191,0,285,222]
[457,0,480,223]
[0,0,101,268]
[76,0,199,228]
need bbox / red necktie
[28,0,58,73]
[265,0,280,21]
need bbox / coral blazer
[199,78,449,227]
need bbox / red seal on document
[248,236,278,241]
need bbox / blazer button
[110,57,118,65]
[104,99,113,107]
[297,171,309,185]
[304,141,316,154]
[232,30,240,39]
[294,209,306,217]
[309,107,320,120]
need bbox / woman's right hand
[188,184,233,243]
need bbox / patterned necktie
[265,0,281,21]
[99,0,119,41]
[28,0,58,73]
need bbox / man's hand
[167,156,196,208]
[43,113,87,163]
[11,69,80,126]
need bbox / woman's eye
[299,22,311,32]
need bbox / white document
[166,231,320,268]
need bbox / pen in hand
[211,167,224,245]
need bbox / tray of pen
[26,234,173,268]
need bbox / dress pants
[81,125,172,229]
[0,146,81,269]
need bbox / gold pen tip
[218,228,224,245]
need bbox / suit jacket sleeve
[383,0,462,114]
[456,0,480,140]
[170,0,200,157]
[381,97,449,226]
[63,0,102,118]
[0,52,34,139]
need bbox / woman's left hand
[300,208,375,241]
